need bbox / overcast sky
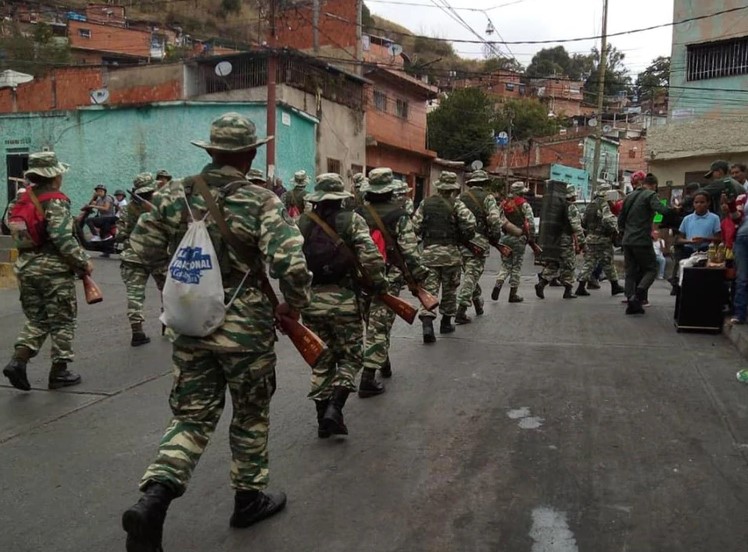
[367,0,674,77]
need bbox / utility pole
[591,0,609,192]
[312,0,320,53]
[266,0,277,180]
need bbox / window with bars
[327,158,342,175]
[396,98,409,118]
[687,37,748,81]
[374,90,387,112]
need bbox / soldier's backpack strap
[465,189,486,216]
[364,204,414,284]
[306,211,364,283]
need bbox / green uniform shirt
[619,188,671,246]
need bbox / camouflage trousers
[302,288,363,399]
[496,235,527,287]
[141,346,277,495]
[364,277,402,372]
[457,254,485,308]
[541,240,576,287]
[419,264,461,319]
[120,261,166,324]
[578,240,618,283]
[15,272,77,363]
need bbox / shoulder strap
[465,189,485,215]
[306,211,361,276]
[26,187,46,217]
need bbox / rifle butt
[530,242,543,256]
[417,289,440,312]
[82,274,103,304]
[502,221,524,237]
[280,316,327,367]
[378,293,417,325]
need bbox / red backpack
[370,228,387,263]
[8,190,69,247]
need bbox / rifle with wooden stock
[364,205,439,312]
[194,178,326,368]
[523,220,543,256]
[307,212,418,325]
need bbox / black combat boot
[131,323,151,347]
[491,281,503,301]
[122,482,176,552]
[535,278,548,299]
[380,356,392,378]
[563,285,577,299]
[48,362,81,390]
[508,287,524,303]
[315,399,330,439]
[230,489,287,529]
[3,346,32,391]
[422,318,436,344]
[358,369,385,398]
[610,281,625,296]
[440,316,456,334]
[575,281,590,296]
[587,278,601,289]
[473,297,485,316]
[625,290,646,315]
[321,387,349,435]
[455,305,471,325]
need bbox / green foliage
[220,0,242,16]
[362,3,375,28]
[636,56,670,103]
[492,98,559,142]
[483,56,524,73]
[583,45,632,102]
[526,46,593,81]
[0,24,70,76]
[427,88,496,165]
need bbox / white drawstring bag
[160,194,249,337]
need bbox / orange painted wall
[0,67,104,112]
[69,20,151,58]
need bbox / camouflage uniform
[3,152,90,392]
[124,114,311,549]
[456,170,505,321]
[245,168,267,188]
[576,184,625,297]
[299,173,387,433]
[358,168,429,377]
[117,172,167,346]
[280,170,310,218]
[536,184,585,299]
[393,179,415,217]
[413,171,476,338]
[343,172,367,210]
[495,181,536,302]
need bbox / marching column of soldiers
[2,111,629,551]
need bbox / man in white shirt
[731,163,748,193]
[114,190,128,217]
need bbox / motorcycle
[74,206,122,256]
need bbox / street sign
[495,131,509,146]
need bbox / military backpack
[299,209,354,286]
[421,195,458,246]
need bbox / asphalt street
[1,253,747,552]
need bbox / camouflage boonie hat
[352,173,366,189]
[246,168,267,184]
[595,183,612,197]
[156,169,172,180]
[307,173,352,202]
[436,171,460,191]
[191,112,273,152]
[24,151,69,178]
[293,170,310,188]
[132,172,156,194]
[393,179,412,195]
[565,184,578,198]
[510,181,528,195]
[362,167,399,194]
[467,170,490,185]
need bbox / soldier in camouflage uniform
[357,168,429,384]
[455,170,504,324]
[493,181,536,303]
[413,171,476,342]
[246,168,267,187]
[575,183,625,297]
[298,173,387,437]
[155,169,172,189]
[393,178,415,217]
[3,152,92,392]
[122,113,312,551]
[280,170,310,218]
[343,172,367,210]
[535,184,585,300]
[117,172,167,347]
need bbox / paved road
[1,255,747,552]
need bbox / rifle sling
[363,204,412,279]
[306,211,370,287]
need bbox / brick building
[452,69,525,101]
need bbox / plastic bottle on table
[717,243,726,263]
[708,242,717,262]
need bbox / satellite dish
[603,124,613,133]
[215,61,233,77]
[588,118,598,127]
[471,160,484,170]
[387,43,403,57]
[90,88,110,104]
[0,69,33,89]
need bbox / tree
[0,24,70,77]
[362,3,375,29]
[427,88,496,165]
[483,55,524,74]
[583,44,632,102]
[636,56,670,103]
[492,98,559,142]
[526,46,594,81]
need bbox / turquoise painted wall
[1,101,317,210]
[550,163,590,198]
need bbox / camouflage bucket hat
[307,173,352,202]
[132,172,156,194]
[510,181,528,194]
[363,167,399,194]
[246,168,267,184]
[393,179,412,195]
[24,151,70,178]
[467,169,490,185]
[293,170,310,188]
[595,183,612,197]
[436,171,460,191]
[191,112,273,152]
[352,172,366,189]
[565,184,578,198]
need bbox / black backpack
[301,211,353,285]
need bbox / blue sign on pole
[495,131,509,146]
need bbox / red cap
[631,170,647,184]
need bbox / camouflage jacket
[130,163,312,352]
[14,191,90,277]
[281,188,309,215]
[566,203,586,246]
[413,196,476,267]
[117,202,153,266]
[460,186,505,255]
[584,197,617,244]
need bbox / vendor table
[674,266,726,333]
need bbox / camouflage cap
[510,181,528,195]
[362,167,399,194]
[156,169,172,180]
[352,172,366,189]
[467,170,490,185]
[293,170,310,188]
[132,172,156,194]
[24,151,70,178]
[307,173,352,202]
[191,112,273,152]
[246,168,267,184]
[565,184,578,198]
[436,171,460,191]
